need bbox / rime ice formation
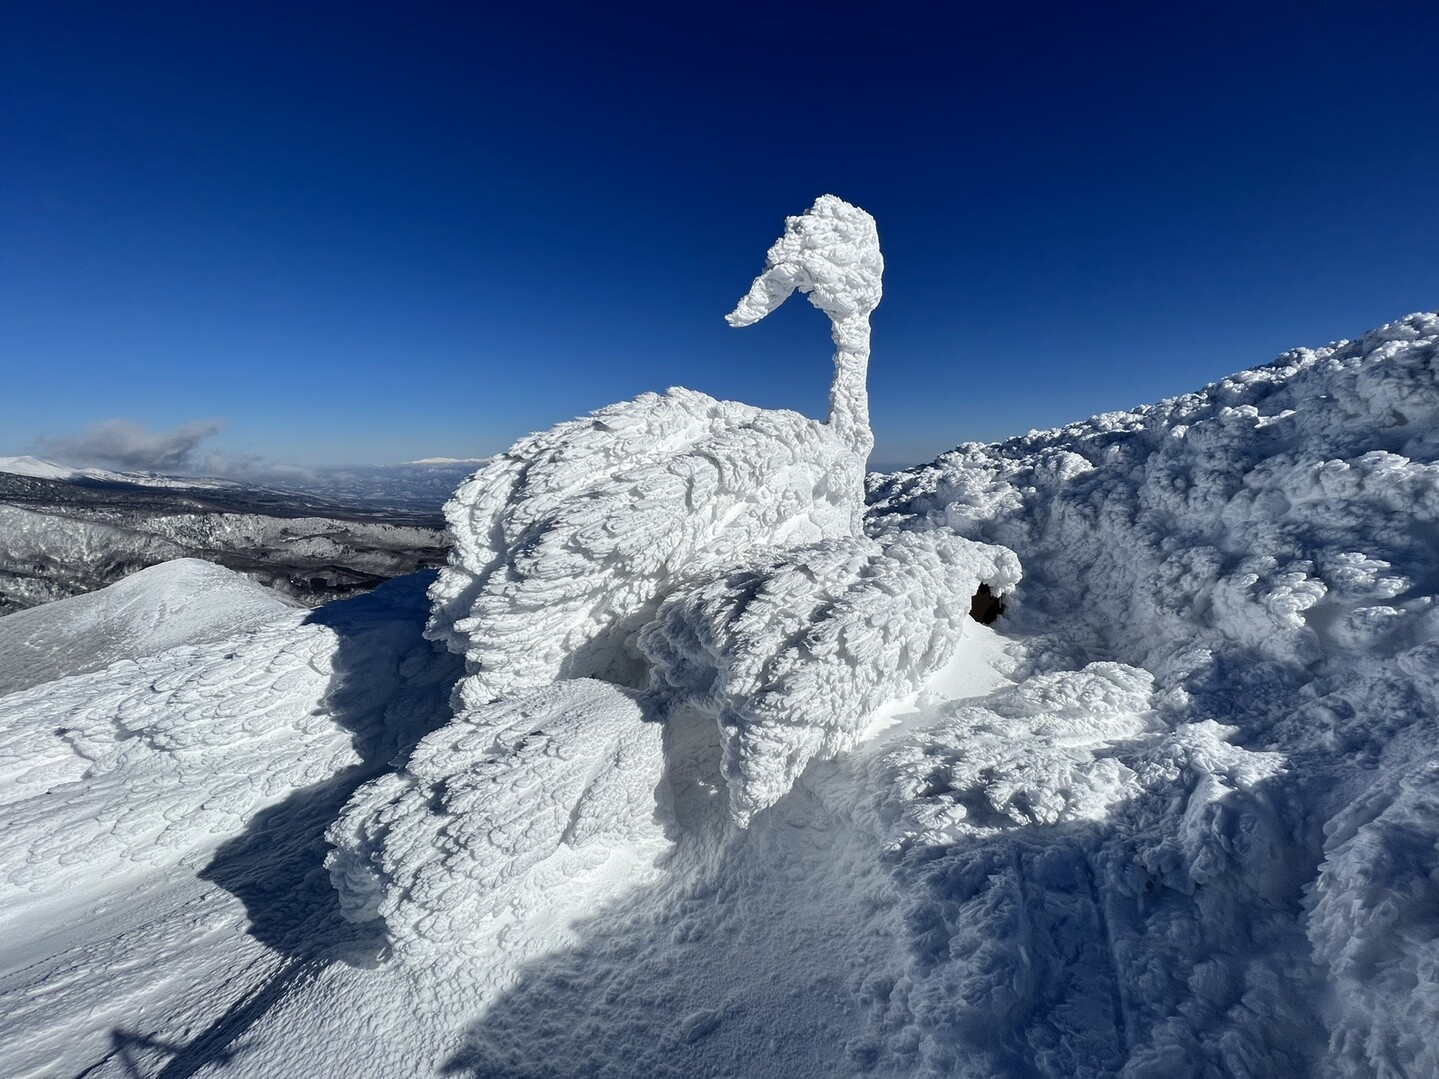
[427,195,883,709]
[640,530,1020,824]
[326,679,669,955]
[726,193,884,460]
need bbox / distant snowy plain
[3,303,1439,1074]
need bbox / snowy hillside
[0,559,301,696]
[0,455,241,488]
[3,277,1438,1071]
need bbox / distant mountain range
[0,456,469,614]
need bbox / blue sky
[2,2,1437,472]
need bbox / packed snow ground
[3,311,1439,1078]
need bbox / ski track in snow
[3,294,1439,1073]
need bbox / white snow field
[2,191,1438,1077]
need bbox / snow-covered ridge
[870,311,1438,682]
[0,558,299,696]
[0,454,238,489]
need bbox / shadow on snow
[107,570,461,1079]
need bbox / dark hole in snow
[969,583,1005,625]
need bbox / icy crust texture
[428,196,882,711]
[829,668,1301,1078]
[1309,753,1439,1077]
[866,312,1439,1073]
[641,530,1020,824]
[326,679,669,954]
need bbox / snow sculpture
[427,195,884,709]
[640,530,1021,825]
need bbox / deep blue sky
[3,2,1437,471]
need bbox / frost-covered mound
[0,557,297,695]
[641,530,1020,824]
[429,388,861,707]
[429,195,882,709]
[330,531,1017,958]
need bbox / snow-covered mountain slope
[0,455,89,481]
[0,455,241,488]
[0,558,300,696]
[862,310,1439,1074]
[0,455,488,510]
[2,311,1438,1079]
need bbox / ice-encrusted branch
[726,194,883,456]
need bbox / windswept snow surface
[0,567,461,1078]
[0,558,299,696]
[5,312,1439,1078]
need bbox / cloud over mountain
[37,419,223,473]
